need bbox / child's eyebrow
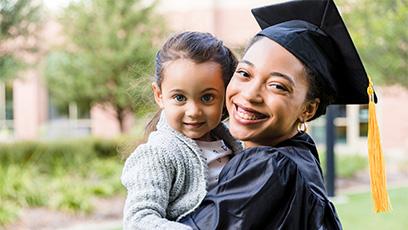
[169,89,185,94]
[202,88,220,92]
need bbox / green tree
[45,0,165,132]
[0,0,42,81]
[339,0,408,86]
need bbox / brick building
[1,0,407,157]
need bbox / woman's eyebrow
[239,60,254,67]
[270,72,295,86]
[240,60,295,86]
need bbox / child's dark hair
[145,31,238,137]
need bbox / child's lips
[184,122,205,128]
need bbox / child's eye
[201,94,214,103]
[236,70,250,78]
[173,94,186,102]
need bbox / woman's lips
[234,103,268,122]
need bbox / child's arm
[121,144,192,230]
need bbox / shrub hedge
[0,136,139,226]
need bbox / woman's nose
[241,80,263,103]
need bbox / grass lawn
[336,186,408,230]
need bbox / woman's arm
[121,144,192,230]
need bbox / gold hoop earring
[297,121,308,133]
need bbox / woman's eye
[174,95,186,102]
[236,70,250,78]
[269,83,288,92]
[201,94,214,103]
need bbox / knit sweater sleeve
[121,144,192,230]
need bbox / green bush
[50,181,93,214]
[0,200,19,225]
[0,165,47,207]
[0,137,135,226]
[320,153,367,179]
[93,140,120,158]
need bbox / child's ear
[152,83,164,108]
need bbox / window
[309,105,347,145]
[337,104,347,118]
[359,105,368,137]
[46,97,91,138]
[49,100,90,120]
[0,82,14,139]
[334,105,347,144]
[309,117,325,144]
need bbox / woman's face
[226,37,317,147]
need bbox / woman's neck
[243,130,299,148]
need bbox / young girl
[121,31,242,230]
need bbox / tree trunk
[117,107,126,134]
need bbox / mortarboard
[252,0,376,104]
[251,0,390,212]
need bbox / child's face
[152,59,225,141]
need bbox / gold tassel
[367,77,391,212]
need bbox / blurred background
[0,0,407,229]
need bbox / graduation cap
[252,0,376,104]
[251,0,391,212]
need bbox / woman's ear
[301,98,320,121]
[152,83,164,108]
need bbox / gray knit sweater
[121,112,242,230]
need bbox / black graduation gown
[180,132,342,230]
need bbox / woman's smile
[233,103,268,123]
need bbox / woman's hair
[245,35,335,121]
[145,31,238,137]
[303,66,336,121]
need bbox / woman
[179,0,389,229]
